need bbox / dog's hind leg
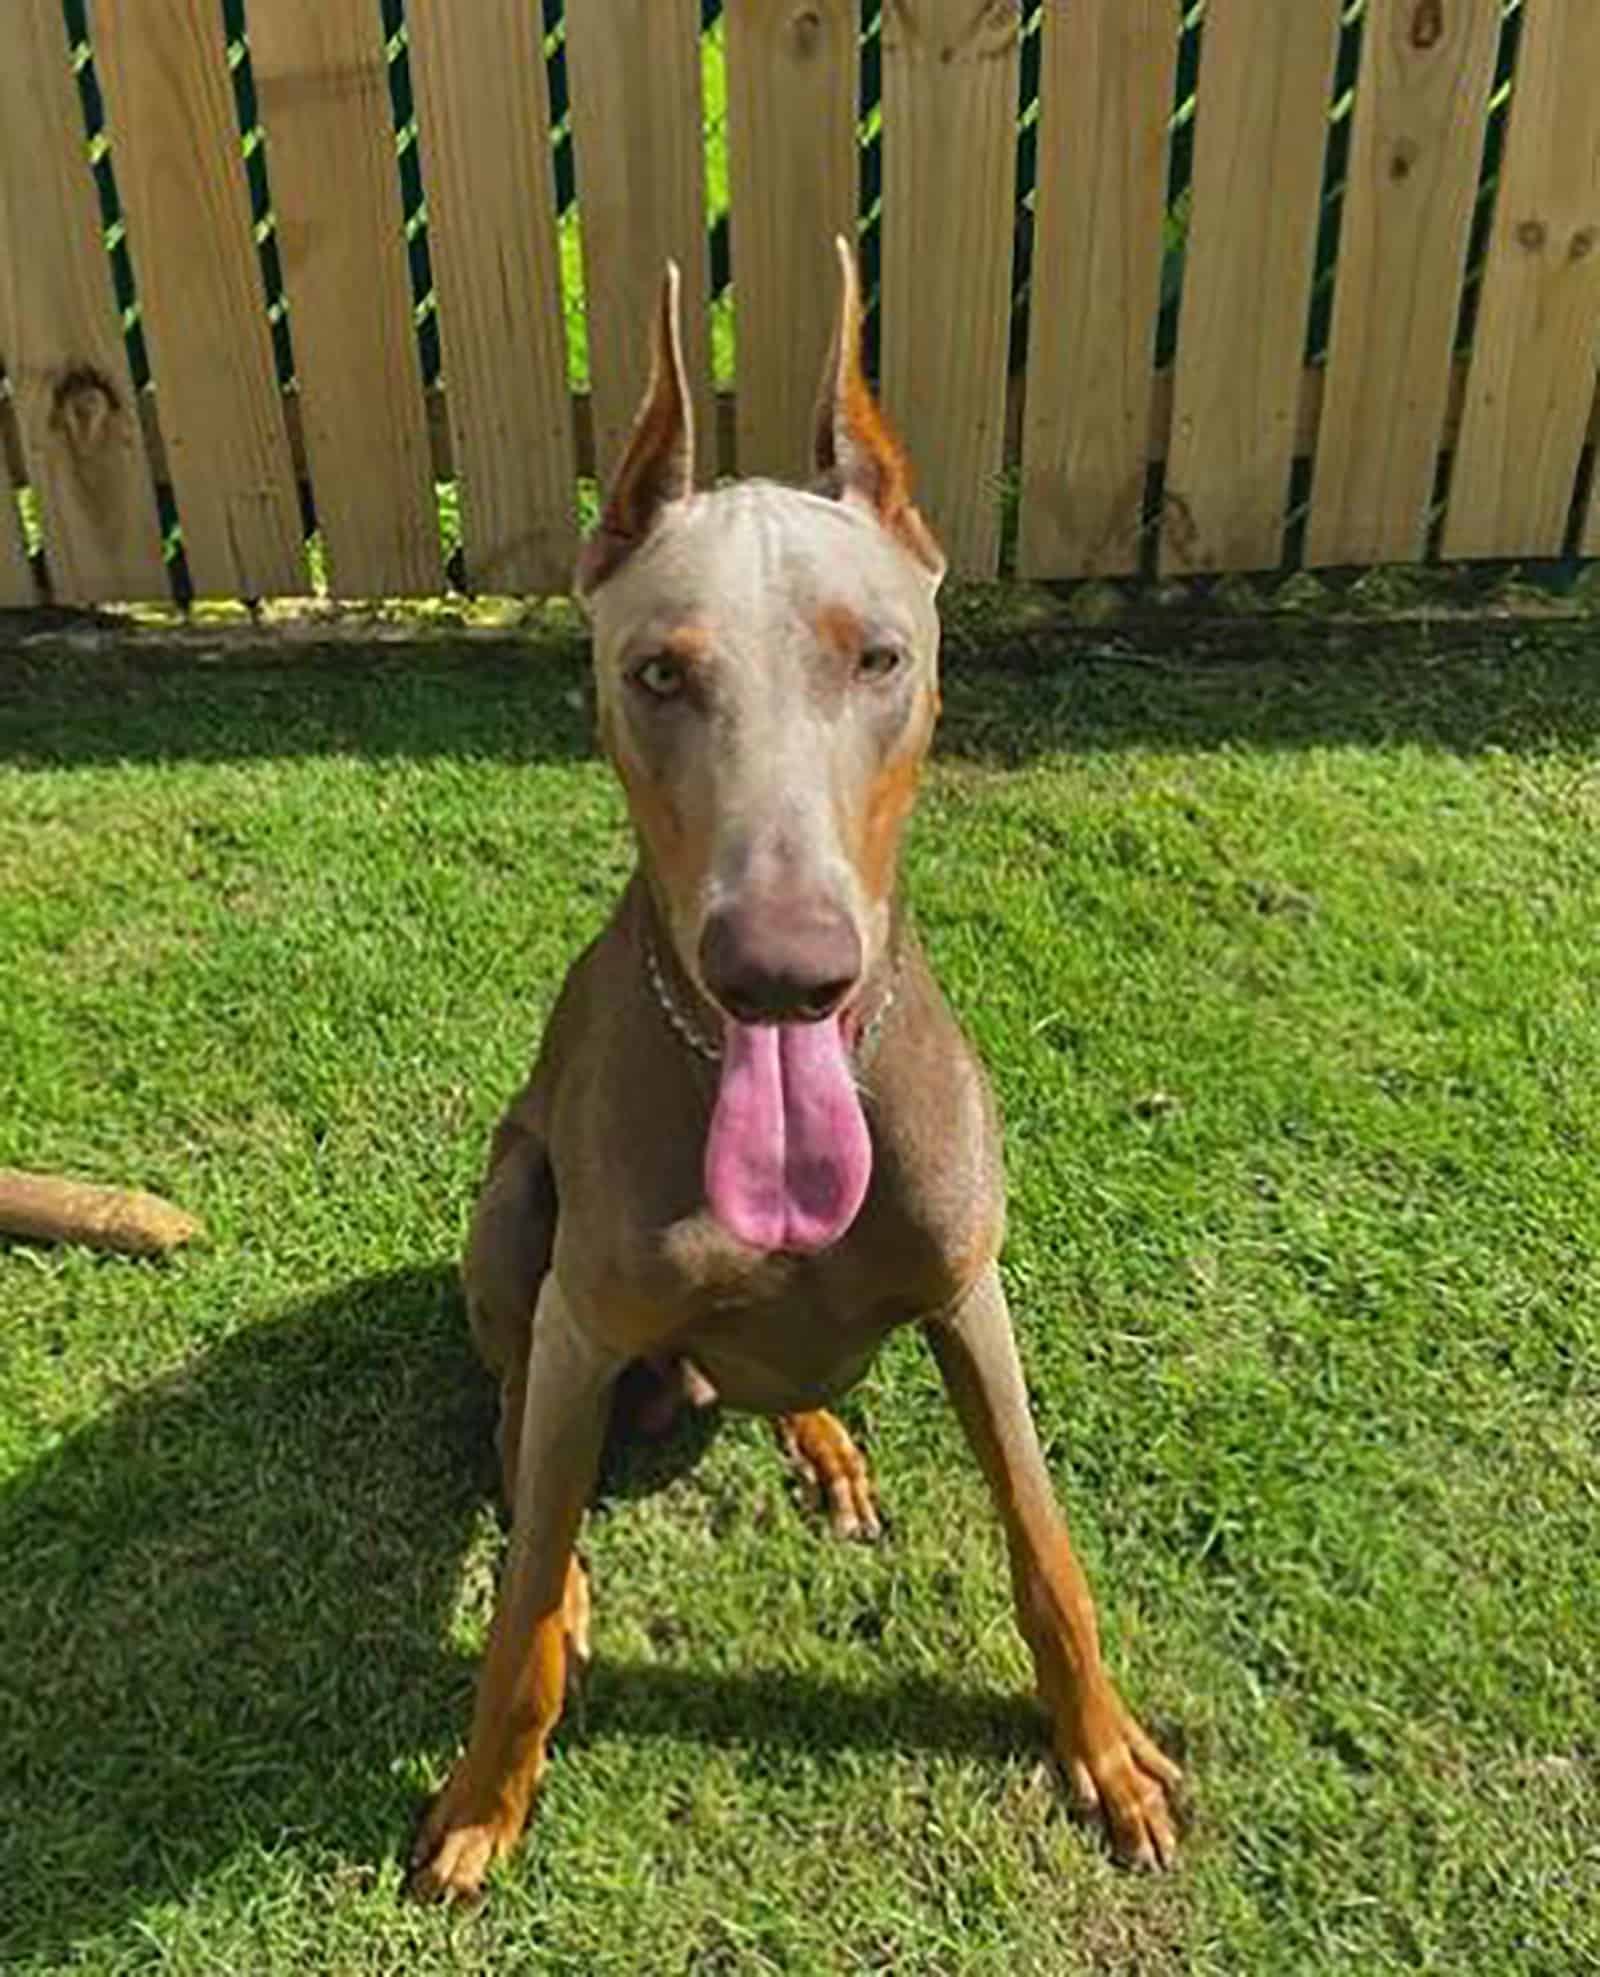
[776,1410,881,1541]
[463,1116,556,1508]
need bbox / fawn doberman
[408,240,1180,1900]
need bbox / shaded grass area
[2,616,1597,1972]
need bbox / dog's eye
[632,654,687,699]
[858,646,903,681]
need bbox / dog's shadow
[0,1265,1045,1963]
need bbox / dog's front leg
[410,1275,621,1902]
[925,1263,1181,1868]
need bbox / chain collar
[644,934,897,1072]
[643,935,722,1062]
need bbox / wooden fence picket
[724,0,858,485]
[92,0,304,599]
[1160,0,1342,575]
[565,0,711,491]
[880,0,1019,577]
[1442,0,1600,561]
[1019,0,1178,579]
[1307,0,1502,568]
[407,0,577,594]
[247,0,439,596]
[0,0,168,603]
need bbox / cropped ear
[576,261,694,596]
[812,235,944,583]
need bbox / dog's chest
[618,1191,958,1412]
[670,1276,902,1414]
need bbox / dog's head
[575,239,944,1039]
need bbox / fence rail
[0,0,1596,609]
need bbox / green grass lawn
[2,607,1597,1973]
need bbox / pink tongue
[704,1016,872,1253]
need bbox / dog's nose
[699,896,862,1024]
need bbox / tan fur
[813,600,865,660]
[858,727,930,906]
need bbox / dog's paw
[407,1767,525,1904]
[1055,1690,1183,1871]
[777,1410,881,1542]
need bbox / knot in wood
[48,364,120,455]
[1410,1,1443,50]
[1389,139,1418,182]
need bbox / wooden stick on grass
[0,1169,204,1258]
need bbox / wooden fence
[1,0,1598,610]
